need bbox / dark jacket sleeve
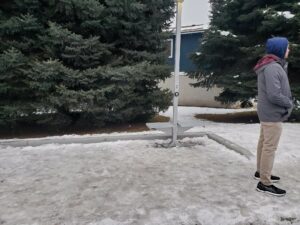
[264,66,293,109]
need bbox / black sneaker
[254,171,280,183]
[256,182,286,197]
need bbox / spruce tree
[0,0,175,127]
[190,0,300,110]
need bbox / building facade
[160,25,223,107]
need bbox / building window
[166,39,173,59]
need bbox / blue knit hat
[266,37,289,59]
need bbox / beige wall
[160,75,224,108]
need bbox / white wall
[172,0,211,27]
[160,75,224,108]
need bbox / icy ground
[1,107,300,225]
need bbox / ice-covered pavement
[0,107,300,225]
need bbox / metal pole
[171,0,183,146]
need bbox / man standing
[253,37,293,197]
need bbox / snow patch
[262,9,269,14]
[220,30,230,36]
[214,30,237,37]
[276,11,295,19]
[263,9,295,19]
[219,30,237,37]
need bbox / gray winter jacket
[254,57,293,122]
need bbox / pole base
[154,138,205,148]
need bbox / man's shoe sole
[256,187,286,197]
[253,176,279,183]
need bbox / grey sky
[172,0,211,27]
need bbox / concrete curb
[0,132,253,159]
[206,132,254,160]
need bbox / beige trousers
[257,122,282,186]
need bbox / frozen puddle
[0,136,300,225]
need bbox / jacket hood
[266,37,289,59]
